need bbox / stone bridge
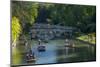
[30,23,76,40]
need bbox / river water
[12,39,96,66]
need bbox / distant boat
[64,39,75,48]
[37,45,46,52]
[37,39,46,52]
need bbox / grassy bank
[76,33,96,45]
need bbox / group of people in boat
[26,49,36,62]
[26,39,46,63]
[64,39,75,48]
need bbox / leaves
[11,1,96,41]
[12,16,22,43]
[12,1,39,35]
[45,4,96,33]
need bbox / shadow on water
[12,39,96,65]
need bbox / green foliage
[12,17,21,43]
[12,1,38,23]
[44,4,96,33]
[12,1,39,34]
[77,33,96,44]
[11,1,96,36]
[12,1,39,24]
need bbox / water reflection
[12,39,96,65]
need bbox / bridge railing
[31,23,74,30]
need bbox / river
[12,39,96,66]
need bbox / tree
[12,16,22,47]
[12,1,39,34]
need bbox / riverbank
[76,33,96,45]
